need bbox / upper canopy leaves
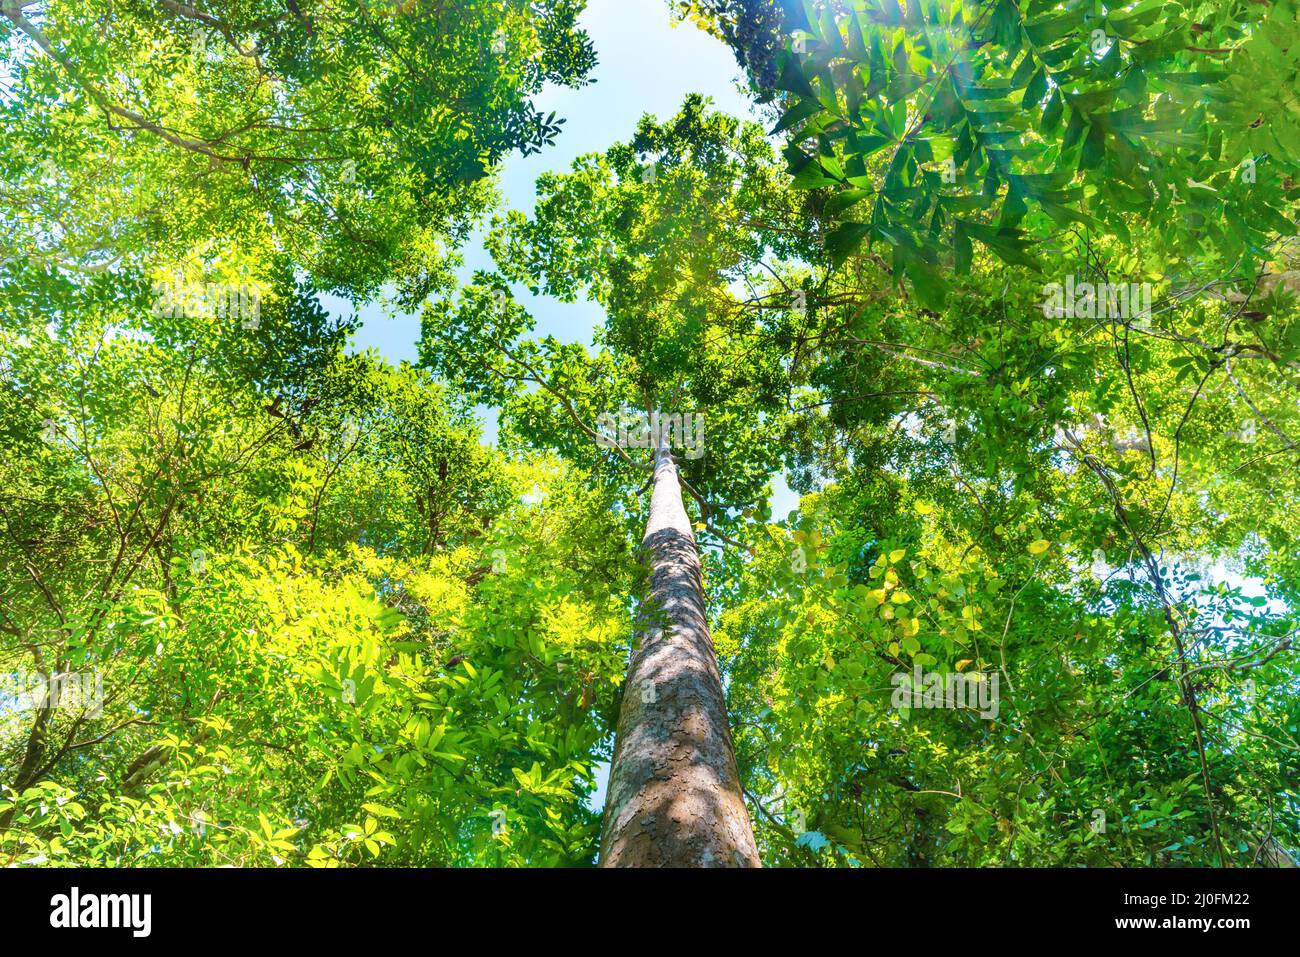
[746,0,1300,300]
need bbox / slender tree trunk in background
[599,443,760,867]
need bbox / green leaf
[825,222,872,266]
[772,98,825,136]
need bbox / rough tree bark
[598,442,760,867]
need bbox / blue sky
[339,0,761,362]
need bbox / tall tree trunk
[599,443,760,867]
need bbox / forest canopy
[1,0,1297,869]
